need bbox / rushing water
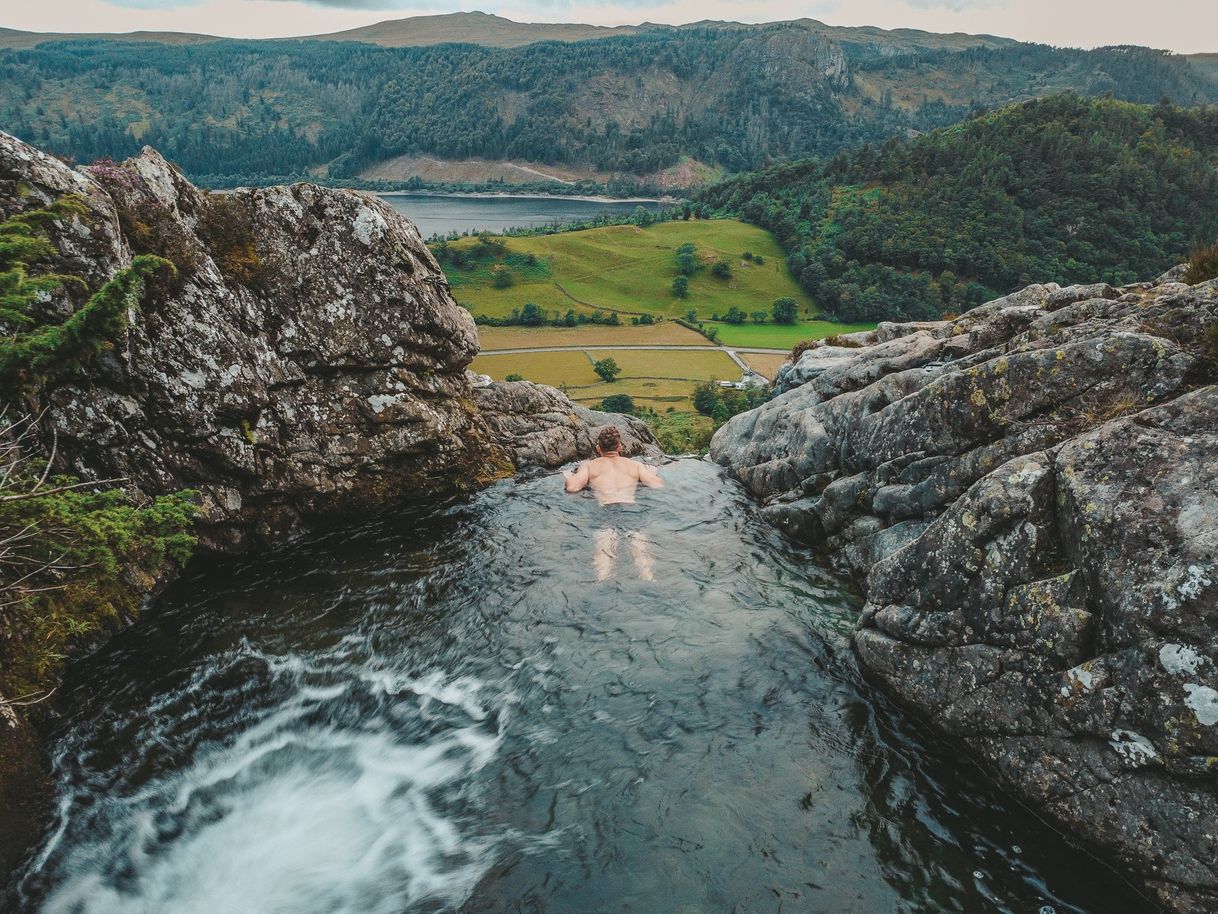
[378,193,664,239]
[14,461,1152,914]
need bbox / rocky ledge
[0,131,656,550]
[712,273,1218,911]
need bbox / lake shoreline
[378,190,679,205]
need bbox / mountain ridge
[1,17,1213,188]
[0,13,1022,52]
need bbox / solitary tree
[711,259,732,280]
[684,307,697,323]
[600,394,634,413]
[593,357,622,382]
[491,264,513,288]
[772,297,798,324]
[751,310,768,324]
[672,275,689,298]
[675,243,700,276]
[518,302,546,326]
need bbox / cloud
[902,0,1005,10]
[104,0,208,7]
[253,0,438,9]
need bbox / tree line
[698,95,1218,322]
[0,31,1213,184]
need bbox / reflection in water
[13,461,1152,913]
[592,528,655,582]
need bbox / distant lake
[378,193,666,238]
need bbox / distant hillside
[697,96,1218,321]
[0,18,1213,187]
[0,26,219,49]
[302,12,641,48]
[0,12,1018,52]
[1189,53,1218,84]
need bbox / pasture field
[470,347,739,409]
[438,219,816,321]
[585,349,737,379]
[708,320,876,349]
[476,322,707,350]
[740,352,790,379]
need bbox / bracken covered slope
[711,272,1218,911]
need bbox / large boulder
[712,275,1218,911]
[0,132,655,549]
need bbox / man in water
[564,426,663,581]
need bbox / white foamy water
[32,645,505,914]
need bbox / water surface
[379,193,664,239]
[15,461,1152,913]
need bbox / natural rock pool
[13,461,1152,913]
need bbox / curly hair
[596,426,622,453]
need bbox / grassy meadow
[706,319,876,349]
[450,217,877,444]
[739,352,789,379]
[476,322,708,350]
[437,219,816,321]
[471,347,741,409]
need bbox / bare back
[565,453,663,504]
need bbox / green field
[471,347,741,409]
[707,319,876,349]
[437,219,817,321]
[477,322,708,350]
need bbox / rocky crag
[0,131,655,549]
[712,273,1218,911]
[0,131,655,876]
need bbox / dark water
[14,461,1152,914]
[379,193,664,239]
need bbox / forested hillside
[0,21,1212,187]
[698,96,1218,321]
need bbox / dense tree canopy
[698,96,1218,321]
[0,32,1212,186]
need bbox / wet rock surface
[0,131,652,549]
[713,275,1218,911]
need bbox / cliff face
[0,132,655,550]
[712,273,1218,911]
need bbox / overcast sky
[4,0,1216,54]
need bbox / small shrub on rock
[1184,239,1218,285]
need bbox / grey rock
[0,131,656,548]
[713,272,1218,912]
[473,379,660,470]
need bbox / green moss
[2,482,198,695]
[0,196,198,697]
[0,198,173,395]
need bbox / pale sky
[2,0,1216,55]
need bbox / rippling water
[13,461,1151,913]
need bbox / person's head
[596,426,622,456]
